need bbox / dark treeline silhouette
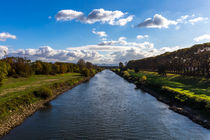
[0,57,102,85]
[126,43,210,77]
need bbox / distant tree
[60,64,68,73]
[81,68,90,77]
[134,67,139,73]
[33,61,43,74]
[158,65,166,76]
[77,59,85,68]
[42,63,52,75]
[86,62,93,69]
[119,62,124,70]
[51,64,60,74]
[0,61,9,85]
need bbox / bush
[141,75,147,82]
[123,71,130,77]
[34,87,53,99]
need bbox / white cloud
[194,34,210,42]
[112,15,134,26]
[136,35,149,39]
[137,14,208,29]
[6,43,183,64]
[3,31,184,65]
[98,37,154,49]
[137,14,177,29]
[55,8,134,26]
[55,10,84,21]
[189,17,208,24]
[92,29,107,37]
[177,15,189,23]
[8,46,103,63]
[0,46,8,58]
[0,32,16,41]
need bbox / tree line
[0,57,102,85]
[125,43,210,77]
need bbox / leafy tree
[158,65,166,76]
[0,61,9,85]
[81,68,90,77]
[77,59,85,68]
[119,62,124,70]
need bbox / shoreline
[113,71,210,130]
[0,76,91,138]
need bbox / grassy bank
[113,69,210,114]
[0,73,85,120]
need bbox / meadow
[0,73,85,119]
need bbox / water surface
[2,70,210,140]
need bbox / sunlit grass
[0,73,84,119]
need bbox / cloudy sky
[0,0,210,64]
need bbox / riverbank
[0,73,95,137]
[112,69,210,129]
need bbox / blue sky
[0,0,210,64]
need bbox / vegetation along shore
[0,57,103,137]
[113,43,210,129]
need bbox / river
[2,70,210,140]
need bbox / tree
[86,62,93,69]
[33,61,43,74]
[60,64,68,73]
[0,61,9,85]
[77,59,85,68]
[158,65,166,76]
[119,62,124,70]
[81,68,90,77]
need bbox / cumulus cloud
[0,46,8,58]
[6,43,183,64]
[98,37,154,49]
[55,8,134,26]
[0,32,16,41]
[136,35,149,39]
[92,29,107,37]
[137,14,208,29]
[194,34,210,42]
[137,14,177,29]
[8,46,103,63]
[3,32,183,64]
[55,10,84,21]
[176,15,189,23]
[189,17,208,24]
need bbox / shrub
[138,75,147,84]
[123,71,130,77]
[34,87,53,99]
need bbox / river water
[2,70,210,140]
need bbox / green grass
[0,73,82,95]
[128,70,210,96]
[0,73,85,119]
[122,70,210,111]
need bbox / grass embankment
[0,73,85,120]
[114,69,210,114]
